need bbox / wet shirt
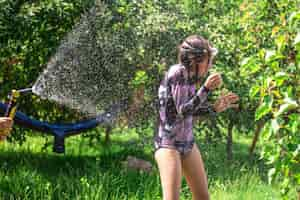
[155,64,213,146]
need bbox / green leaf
[274,72,289,86]
[240,56,260,76]
[131,70,148,87]
[267,155,277,164]
[294,32,300,46]
[288,114,300,133]
[288,113,300,121]
[249,85,260,98]
[240,57,251,66]
[255,102,272,121]
[268,168,276,184]
[275,35,286,52]
[265,50,285,63]
[295,173,300,185]
[293,144,300,158]
[288,11,300,24]
[261,121,272,140]
[271,119,280,133]
[265,50,276,61]
[274,98,298,117]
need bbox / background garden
[0,0,299,199]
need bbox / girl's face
[197,57,210,77]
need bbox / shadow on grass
[0,136,271,199]
[0,136,266,180]
[0,140,161,199]
[0,143,148,174]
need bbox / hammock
[0,102,121,153]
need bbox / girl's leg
[155,148,182,200]
[181,144,210,200]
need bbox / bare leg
[155,148,182,200]
[181,144,210,200]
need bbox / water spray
[0,87,122,153]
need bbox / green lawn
[0,128,296,200]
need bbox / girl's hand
[0,117,13,130]
[0,128,11,136]
[213,92,239,113]
[0,128,12,141]
[204,73,222,91]
[0,118,13,140]
[0,135,7,141]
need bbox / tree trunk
[205,130,210,143]
[249,120,264,156]
[104,126,112,144]
[226,121,234,160]
[213,118,223,140]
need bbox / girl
[154,35,239,200]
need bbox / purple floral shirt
[155,64,213,145]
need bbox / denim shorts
[154,137,195,158]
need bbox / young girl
[154,35,239,200]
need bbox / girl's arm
[168,69,221,118]
[192,100,216,117]
[170,76,210,118]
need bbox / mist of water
[33,1,131,118]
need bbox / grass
[0,128,297,200]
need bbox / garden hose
[4,88,32,118]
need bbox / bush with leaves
[239,1,300,198]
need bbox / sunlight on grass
[0,129,296,199]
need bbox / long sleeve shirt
[156,64,213,144]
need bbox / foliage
[0,0,299,198]
[238,1,300,197]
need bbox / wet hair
[178,35,212,69]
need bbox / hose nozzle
[4,87,32,118]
